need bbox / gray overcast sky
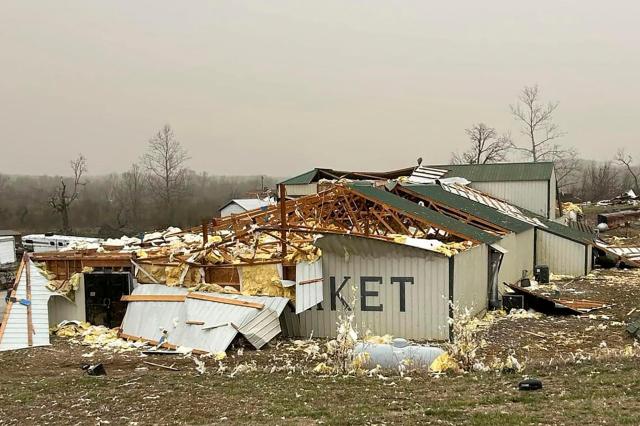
[1,1,638,176]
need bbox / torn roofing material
[401,184,533,234]
[347,184,500,245]
[438,183,546,228]
[120,284,289,353]
[408,166,448,183]
[279,167,417,185]
[504,283,608,315]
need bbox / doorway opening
[84,272,131,327]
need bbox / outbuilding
[219,198,274,217]
[284,184,503,341]
[423,162,558,219]
[282,162,558,219]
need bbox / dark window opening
[84,272,131,328]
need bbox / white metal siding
[295,260,323,314]
[536,230,590,276]
[47,275,86,326]
[453,244,488,317]
[0,290,6,319]
[295,236,450,341]
[220,203,248,217]
[549,169,557,219]
[497,229,535,290]
[284,183,318,197]
[472,181,550,218]
[0,237,16,264]
[0,260,54,351]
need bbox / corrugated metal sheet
[405,184,533,233]
[472,181,550,219]
[442,183,546,228]
[284,183,319,197]
[295,235,451,341]
[295,260,323,314]
[536,230,590,276]
[238,308,281,349]
[605,246,640,261]
[497,229,535,288]
[0,237,16,264]
[280,169,320,185]
[408,166,448,183]
[0,260,55,351]
[429,162,555,182]
[120,284,289,353]
[453,244,488,316]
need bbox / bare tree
[122,163,145,226]
[579,161,621,202]
[143,124,190,224]
[452,123,511,164]
[49,154,87,233]
[510,85,566,162]
[615,149,639,194]
[553,148,581,192]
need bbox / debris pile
[51,320,144,352]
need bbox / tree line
[451,84,640,201]
[0,124,278,237]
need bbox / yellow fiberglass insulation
[240,264,295,300]
[136,264,167,284]
[187,282,225,293]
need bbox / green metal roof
[428,162,555,182]
[527,211,593,244]
[405,183,591,244]
[279,169,319,185]
[403,184,533,234]
[348,184,500,245]
[280,167,416,185]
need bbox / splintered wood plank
[187,293,264,309]
[120,295,186,302]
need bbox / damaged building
[0,161,598,352]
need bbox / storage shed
[425,162,557,219]
[219,198,274,217]
[0,236,16,264]
[288,234,493,341]
[533,220,593,277]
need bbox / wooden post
[279,183,287,258]
[201,220,208,248]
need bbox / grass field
[1,338,640,425]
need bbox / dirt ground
[1,267,640,424]
[478,267,640,366]
[1,337,640,425]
